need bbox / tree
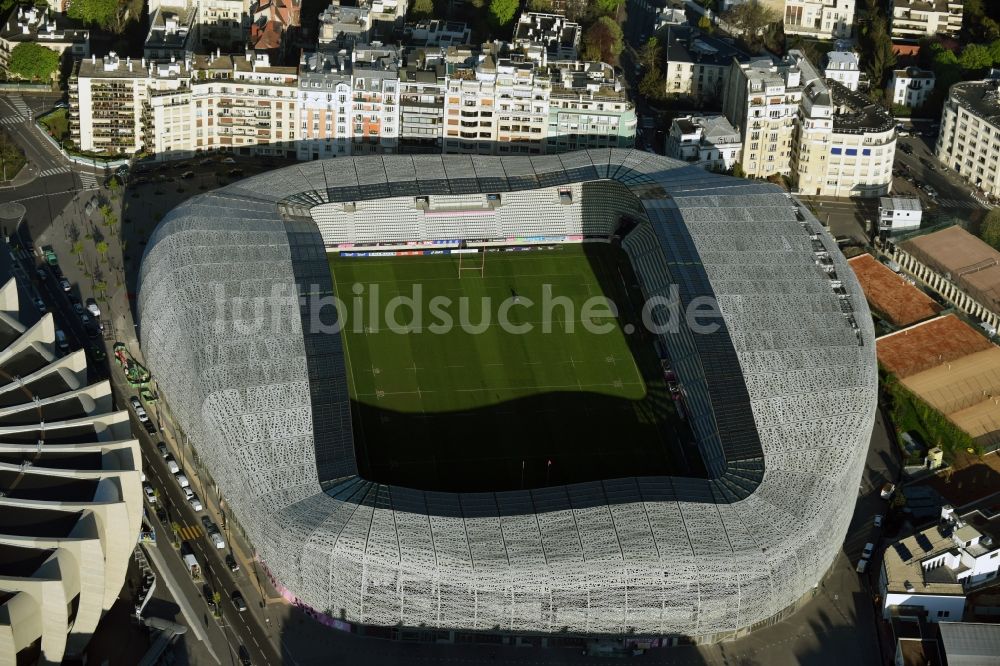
[639,67,664,101]
[723,0,778,53]
[638,37,661,71]
[582,17,624,65]
[960,43,994,71]
[489,0,519,28]
[860,14,895,89]
[595,0,624,17]
[698,15,713,34]
[8,42,59,81]
[409,0,434,19]
[67,0,118,27]
[981,209,1000,250]
[526,0,552,10]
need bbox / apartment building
[349,44,400,154]
[70,53,151,154]
[402,19,470,48]
[888,67,935,110]
[199,0,250,49]
[144,5,197,61]
[891,0,962,41]
[72,51,298,159]
[663,26,754,102]
[880,505,1000,622]
[297,49,353,160]
[546,61,635,152]
[665,114,741,172]
[722,57,801,178]
[0,5,89,75]
[824,51,860,91]
[443,49,549,155]
[792,55,895,198]
[318,0,371,47]
[512,12,580,64]
[723,50,894,195]
[398,51,446,153]
[936,79,1000,197]
[783,0,855,39]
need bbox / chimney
[91,54,95,64]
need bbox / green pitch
[329,244,689,491]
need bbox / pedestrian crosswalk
[38,166,70,178]
[177,524,204,541]
[0,114,24,128]
[79,172,98,189]
[936,197,991,210]
[9,95,30,117]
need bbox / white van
[174,473,190,489]
[210,531,225,550]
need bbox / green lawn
[330,244,691,492]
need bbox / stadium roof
[138,150,876,641]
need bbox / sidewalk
[0,161,37,189]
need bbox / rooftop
[145,5,195,51]
[847,254,941,327]
[1,5,88,43]
[939,622,1000,665]
[825,51,859,70]
[883,524,965,596]
[949,80,1000,127]
[829,78,895,133]
[902,225,1000,313]
[663,25,754,68]
[881,196,922,212]
[892,0,961,12]
[894,66,935,80]
[876,314,992,377]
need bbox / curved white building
[0,277,142,665]
[138,150,877,642]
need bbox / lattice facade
[137,150,877,641]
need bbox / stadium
[138,150,877,642]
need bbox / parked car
[221,157,236,165]
[36,267,47,280]
[900,144,913,155]
[175,473,190,488]
[129,396,142,411]
[238,645,252,665]
[33,298,46,313]
[183,486,194,500]
[856,559,868,574]
[55,329,69,353]
[89,345,106,362]
[143,484,156,503]
[85,298,100,317]
[231,591,247,611]
[226,553,240,573]
[181,171,195,179]
[157,442,169,457]
[862,542,875,559]
[201,516,216,532]
[189,493,204,512]
[166,457,180,474]
[227,168,244,177]
[874,514,884,528]
[143,419,157,434]
[881,482,896,499]
[199,158,213,166]
[210,531,225,550]
[58,278,71,292]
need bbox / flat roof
[848,254,941,327]
[882,522,965,596]
[902,225,1000,313]
[902,346,1000,439]
[881,196,921,212]
[939,622,1000,665]
[877,315,991,378]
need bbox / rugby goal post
[457,249,486,277]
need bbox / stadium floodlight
[138,150,876,643]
